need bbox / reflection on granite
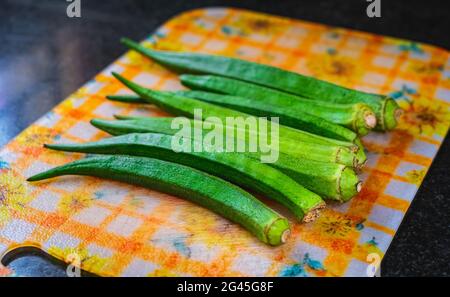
[0,0,448,276]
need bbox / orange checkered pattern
[0,8,448,277]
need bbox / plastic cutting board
[0,8,449,277]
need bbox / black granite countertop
[0,0,449,276]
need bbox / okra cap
[266,218,291,246]
[382,97,403,131]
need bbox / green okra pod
[121,38,401,131]
[107,91,361,141]
[109,73,363,167]
[92,116,359,168]
[107,92,367,168]
[178,76,376,136]
[28,155,290,245]
[90,118,362,201]
[111,73,356,148]
[41,133,326,222]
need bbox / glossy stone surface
[0,0,448,276]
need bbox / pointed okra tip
[111,71,126,83]
[120,37,139,49]
[106,94,145,104]
[90,118,103,127]
[120,37,156,57]
[27,169,53,182]
[91,117,115,124]
[111,72,143,95]
[112,72,159,102]
[27,174,43,182]
[26,175,40,182]
[113,114,134,120]
[43,143,53,149]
